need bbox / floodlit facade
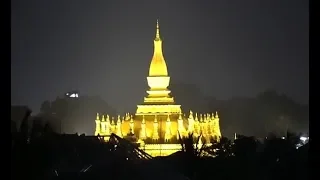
[95,20,221,156]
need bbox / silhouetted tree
[30,118,44,138]
[233,135,257,159]
[43,123,53,133]
[19,109,32,140]
[40,100,51,114]
[178,132,205,157]
[209,137,233,158]
[262,132,300,167]
[39,95,116,134]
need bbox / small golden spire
[189,110,194,119]
[96,113,100,120]
[117,115,121,124]
[142,115,146,124]
[154,115,158,123]
[167,114,171,122]
[101,115,105,121]
[215,111,219,118]
[129,116,134,134]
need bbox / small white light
[281,137,285,139]
[300,136,307,141]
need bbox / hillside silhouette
[171,83,309,138]
[32,86,309,138]
[38,95,116,134]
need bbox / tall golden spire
[149,19,168,76]
[155,19,160,40]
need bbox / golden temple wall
[94,111,221,143]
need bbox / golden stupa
[95,20,221,156]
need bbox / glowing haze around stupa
[94,20,221,156]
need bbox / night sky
[11,0,309,114]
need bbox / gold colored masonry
[95,20,222,156]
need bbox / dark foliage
[12,112,308,180]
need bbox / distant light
[281,137,285,139]
[296,136,309,149]
[300,136,308,141]
[68,93,79,98]
[54,170,59,176]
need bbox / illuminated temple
[95,20,221,156]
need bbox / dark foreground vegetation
[12,111,308,180]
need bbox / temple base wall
[140,144,182,156]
